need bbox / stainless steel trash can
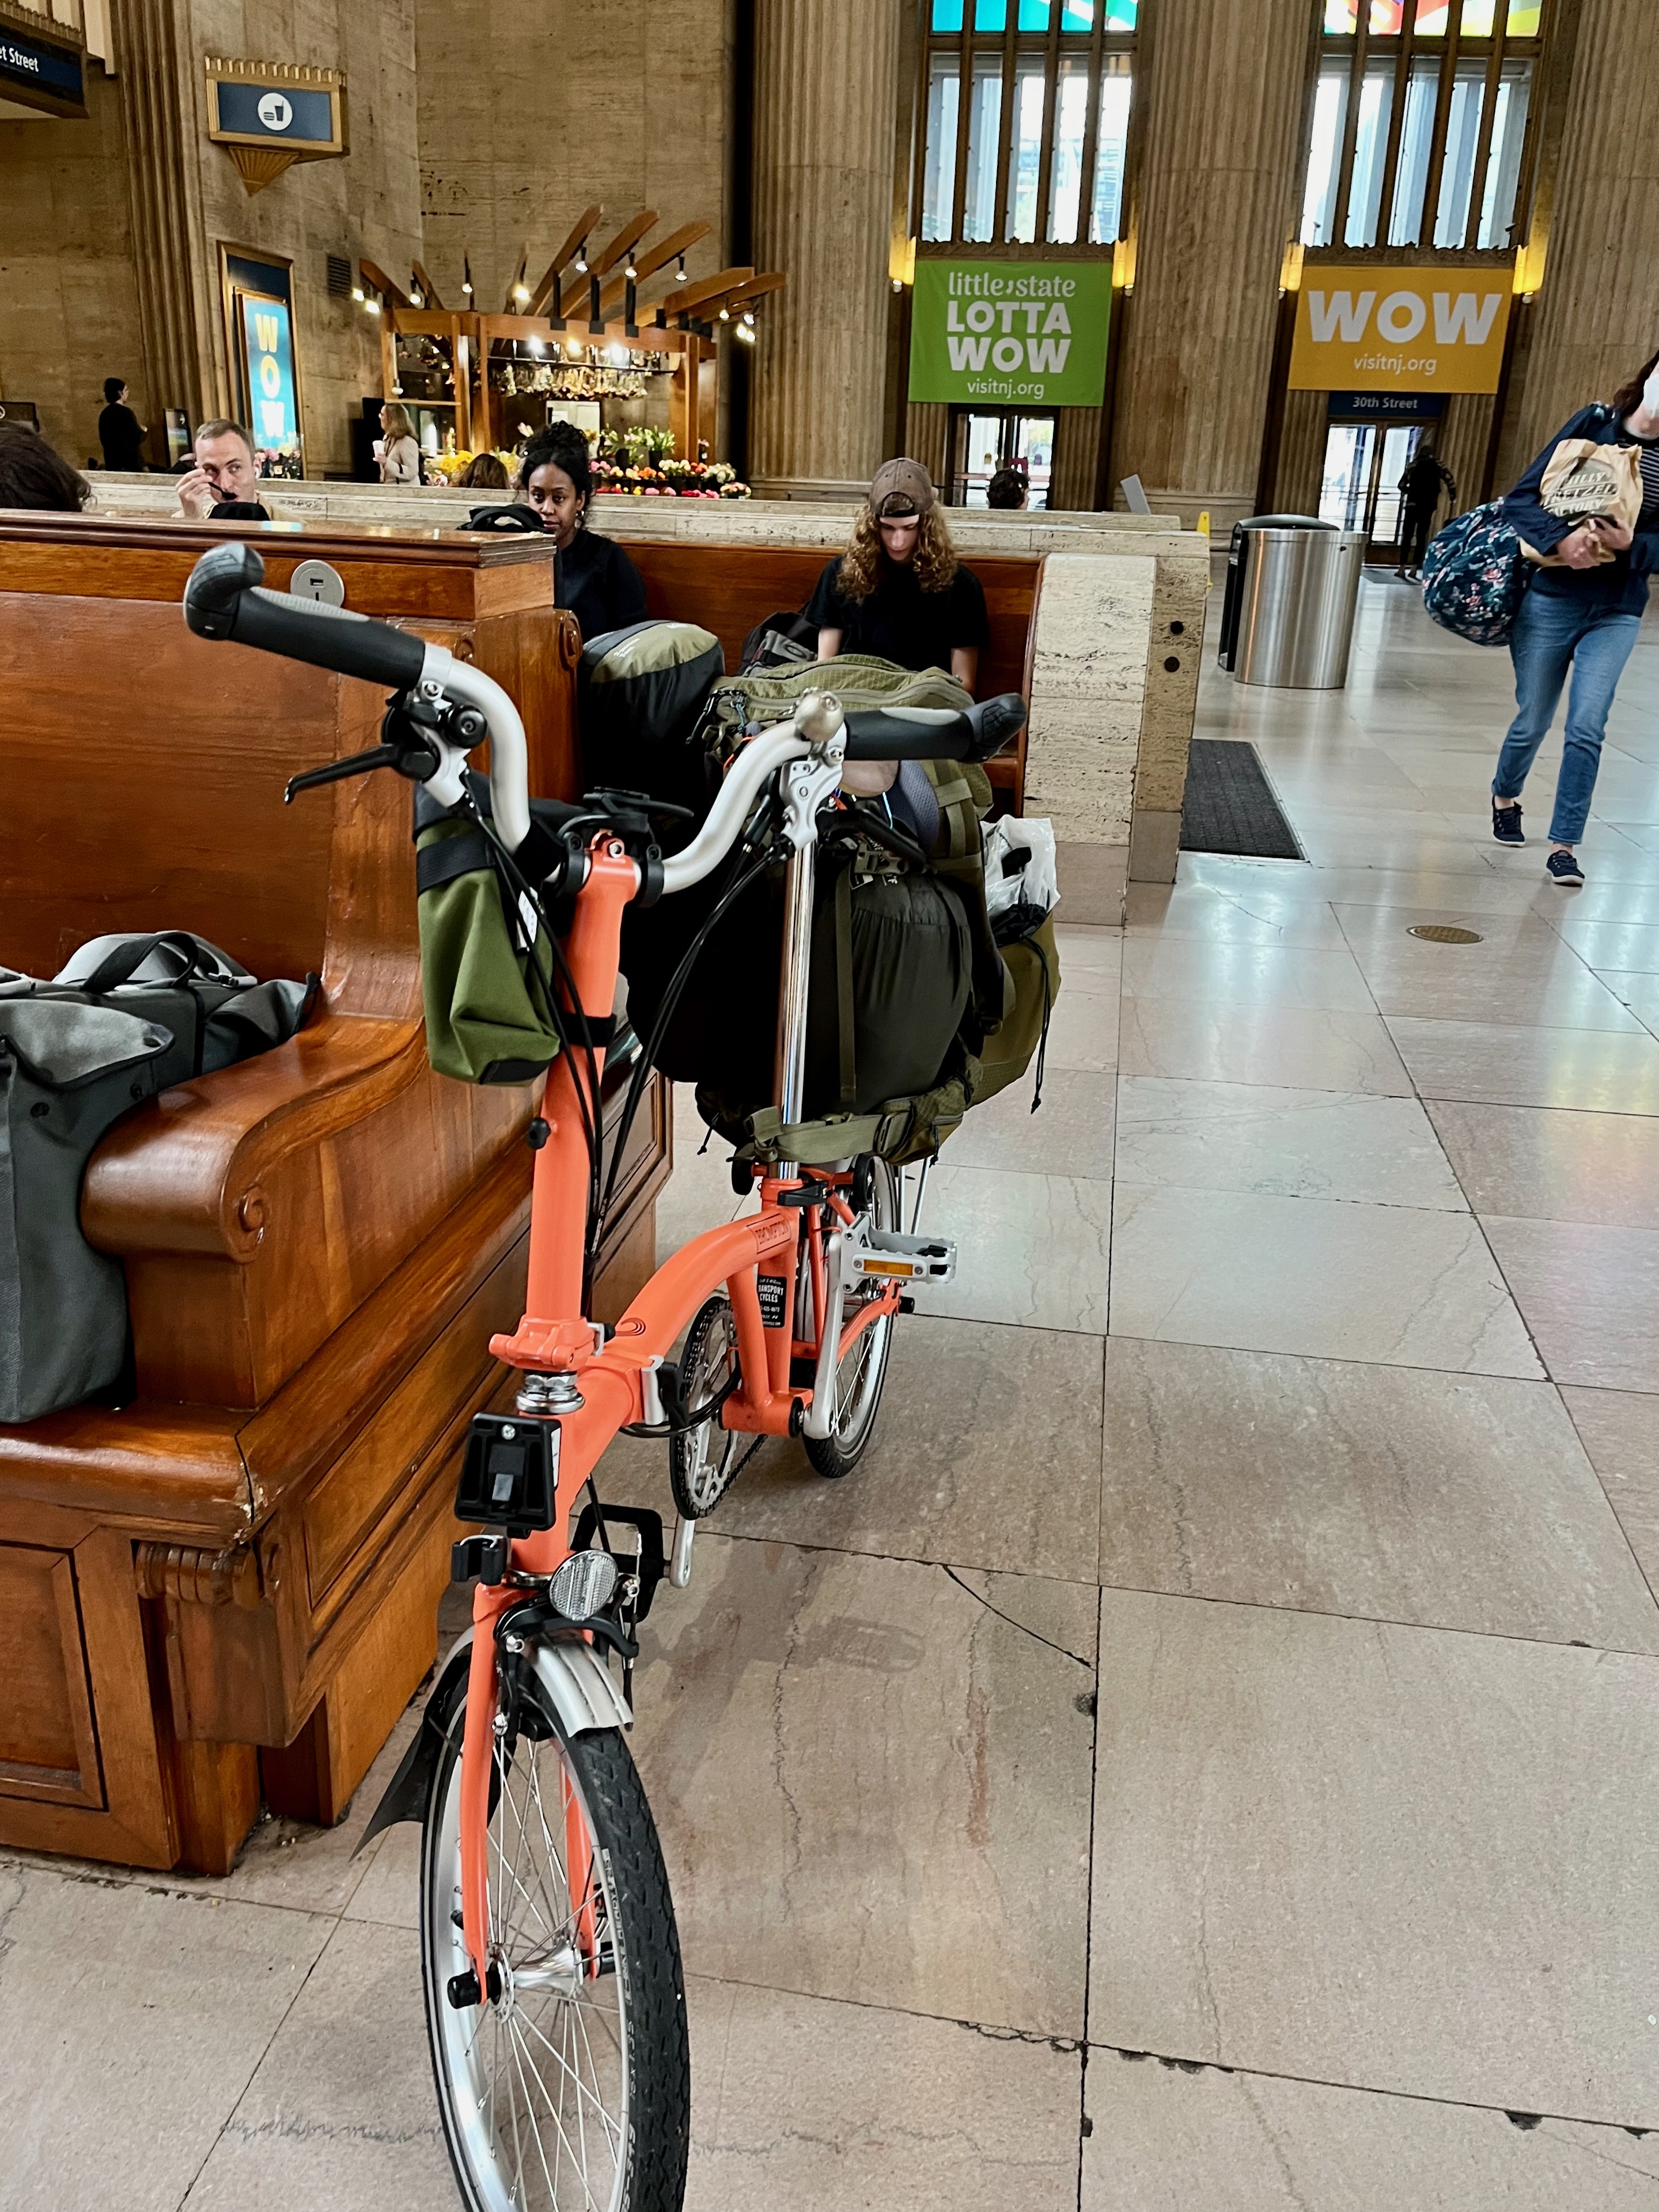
[1234,525,1367,688]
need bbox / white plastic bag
[982,815,1058,922]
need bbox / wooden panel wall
[1498,0,1659,486]
[1111,0,1318,518]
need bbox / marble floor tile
[1594,968,1659,1035]
[1115,1079,1465,1208]
[626,1315,1105,1582]
[1042,976,1119,1073]
[945,1064,1116,1177]
[1123,882,1352,949]
[1552,919,1659,972]
[1428,1099,1659,1230]
[1099,1340,1658,1648]
[1054,921,1124,976]
[1089,1588,1659,2123]
[1118,997,1412,1094]
[184,1918,454,2212]
[688,1976,1081,2212]
[1387,1017,1659,1113]
[1562,1385,1659,1599]
[1109,1184,1540,1377]
[920,1164,1112,1332]
[1482,1215,1659,1392]
[0,1862,331,2212]
[1332,903,1570,961]
[1359,961,1641,1033]
[1120,938,1376,1013]
[631,1533,1096,2038]
[1082,2052,1659,2212]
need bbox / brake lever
[285,734,445,803]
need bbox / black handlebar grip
[184,541,429,691]
[840,692,1028,764]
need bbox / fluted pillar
[1498,0,1659,486]
[749,0,902,499]
[1110,0,1315,533]
[116,0,213,429]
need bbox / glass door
[1319,421,1424,558]
[949,408,1057,506]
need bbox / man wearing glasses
[175,419,272,520]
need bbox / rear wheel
[421,1667,690,2212]
[804,1157,899,1481]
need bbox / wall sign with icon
[203,56,347,195]
[220,247,305,474]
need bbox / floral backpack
[1420,502,1528,647]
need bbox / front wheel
[804,1156,900,1481]
[420,1662,690,2212]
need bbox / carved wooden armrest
[82,1011,427,1262]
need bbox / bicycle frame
[455,745,900,1984]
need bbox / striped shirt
[1628,433,1659,531]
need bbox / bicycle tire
[803,1156,899,1481]
[669,1294,742,1520]
[421,1666,690,2212]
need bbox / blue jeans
[1493,589,1641,844]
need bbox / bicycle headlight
[550,1549,619,1620]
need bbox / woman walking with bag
[1491,353,1659,885]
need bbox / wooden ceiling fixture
[525,205,605,316]
[411,260,444,310]
[357,257,410,309]
[590,211,660,278]
[596,221,713,321]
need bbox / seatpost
[770,695,846,1176]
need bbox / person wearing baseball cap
[805,456,989,691]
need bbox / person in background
[519,423,647,640]
[175,420,270,520]
[0,421,90,510]
[98,378,147,473]
[1395,441,1455,581]
[457,451,509,490]
[808,457,988,692]
[1490,349,1659,887]
[377,402,422,485]
[987,465,1028,512]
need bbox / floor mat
[1180,739,1305,861]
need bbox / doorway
[1319,420,1427,560]
[949,408,1055,507]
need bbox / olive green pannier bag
[415,812,564,1085]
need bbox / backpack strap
[834,862,858,1109]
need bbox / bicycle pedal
[852,1230,956,1285]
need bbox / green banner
[908,259,1111,408]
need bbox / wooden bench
[625,539,1039,804]
[0,514,669,1871]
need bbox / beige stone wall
[0,66,147,464]
[180,0,424,475]
[413,0,735,319]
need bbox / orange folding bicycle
[185,542,1024,2212]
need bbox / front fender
[354,1624,630,1853]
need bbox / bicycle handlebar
[183,543,532,851]
[184,541,430,691]
[841,693,1027,763]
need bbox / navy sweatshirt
[1502,403,1659,617]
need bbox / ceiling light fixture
[513,283,530,304]
[351,284,363,301]
[741,309,754,325]
[718,305,730,321]
[624,259,638,279]
[365,299,381,316]
[676,254,687,280]
[573,239,588,272]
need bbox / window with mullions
[918,1,1137,248]
[1303,0,1551,252]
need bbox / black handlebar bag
[0,932,314,1423]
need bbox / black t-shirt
[804,555,990,673]
[98,402,146,472]
[556,531,649,642]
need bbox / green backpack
[414,812,563,1085]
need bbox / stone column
[749,0,902,499]
[1498,0,1659,485]
[118,0,213,429]
[1109,0,1315,535]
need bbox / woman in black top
[806,456,989,691]
[518,425,647,642]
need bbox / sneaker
[1491,798,1525,846]
[1546,849,1585,887]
